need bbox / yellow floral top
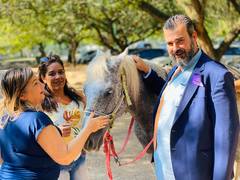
[47,101,84,143]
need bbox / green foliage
[204,0,240,38]
[0,1,50,54]
[82,0,162,52]
[0,0,239,58]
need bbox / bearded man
[133,14,239,180]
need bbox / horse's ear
[117,48,128,59]
[94,49,111,57]
[90,50,109,64]
[94,49,105,58]
[106,48,127,69]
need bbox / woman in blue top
[0,67,109,180]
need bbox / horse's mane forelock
[86,55,109,82]
[86,54,140,104]
[119,56,140,104]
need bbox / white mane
[86,54,140,104]
[118,55,140,104]
[86,54,110,82]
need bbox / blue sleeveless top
[0,110,60,180]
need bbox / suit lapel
[173,55,206,124]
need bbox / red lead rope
[103,132,113,180]
[103,117,153,180]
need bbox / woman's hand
[63,111,71,122]
[58,122,71,137]
[85,112,110,133]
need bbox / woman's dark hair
[38,55,84,112]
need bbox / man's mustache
[174,49,186,56]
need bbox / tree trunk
[229,0,240,14]
[38,43,46,57]
[36,43,46,64]
[67,49,72,63]
[20,50,24,57]
[69,40,79,66]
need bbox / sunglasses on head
[39,55,57,63]
[39,57,49,63]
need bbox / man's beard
[170,41,195,68]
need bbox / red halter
[103,116,154,180]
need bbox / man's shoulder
[201,53,228,75]
[205,60,228,73]
[198,53,234,87]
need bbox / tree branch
[138,1,169,23]
[92,25,119,53]
[191,0,205,22]
[216,25,240,60]
[229,0,240,14]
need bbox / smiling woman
[38,55,87,180]
[0,67,109,180]
[38,55,98,180]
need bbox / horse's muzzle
[84,130,105,151]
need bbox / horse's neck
[128,78,155,146]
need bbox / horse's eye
[104,88,113,96]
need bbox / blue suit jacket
[144,52,239,180]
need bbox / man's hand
[234,79,240,93]
[132,55,150,74]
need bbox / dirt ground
[85,114,155,180]
[64,64,156,180]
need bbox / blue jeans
[60,154,86,180]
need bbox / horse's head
[82,50,140,151]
